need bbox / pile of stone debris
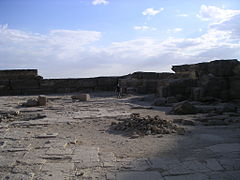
[111,113,184,137]
[0,110,46,123]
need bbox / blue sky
[0,0,240,78]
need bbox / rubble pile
[0,110,19,122]
[112,113,184,136]
[0,110,46,123]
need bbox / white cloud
[142,8,164,16]
[167,28,183,33]
[0,15,240,78]
[177,13,188,17]
[197,5,240,24]
[134,26,157,31]
[92,0,109,5]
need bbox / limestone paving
[0,93,239,180]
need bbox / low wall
[0,70,119,95]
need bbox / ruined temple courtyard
[0,92,239,180]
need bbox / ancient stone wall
[160,59,240,101]
[0,70,118,95]
[0,59,239,101]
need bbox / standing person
[116,83,122,98]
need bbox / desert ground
[0,92,239,180]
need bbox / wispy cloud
[142,8,164,16]
[1,8,240,78]
[197,5,240,24]
[92,0,109,5]
[134,26,157,31]
[167,28,183,33]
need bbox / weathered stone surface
[72,146,100,168]
[116,171,164,180]
[166,96,178,103]
[164,173,208,180]
[207,143,240,153]
[172,59,240,77]
[0,69,39,80]
[153,98,166,106]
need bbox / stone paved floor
[0,93,239,180]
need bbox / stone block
[71,94,90,101]
[38,95,47,106]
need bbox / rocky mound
[111,113,184,137]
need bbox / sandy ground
[0,92,239,180]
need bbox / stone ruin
[0,59,239,103]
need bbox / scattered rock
[171,101,197,114]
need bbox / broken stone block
[71,94,90,101]
[38,95,47,106]
[35,133,58,138]
[166,96,178,103]
[153,98,166,106]
[22,98,39,107]
[171,101,197,115]
[216,103,237,113]
[182,120,195,126]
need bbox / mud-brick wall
[0,69,119,96]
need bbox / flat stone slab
[218,158,240,170]
[116,171,164,180]
[207,143,240,153]
[2,173,33,180]
[35,133,58,138]
[99,152,116,167]
[182,160,210,173]
[0,155,16,167]
[1,147,29,152]
[164,173,208,180]
[72,146,100,168]
[149,157,193,175]
[45,147,73,156]
[204,159,223,171]
[41,162,74,172]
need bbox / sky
[0,0,240,78]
